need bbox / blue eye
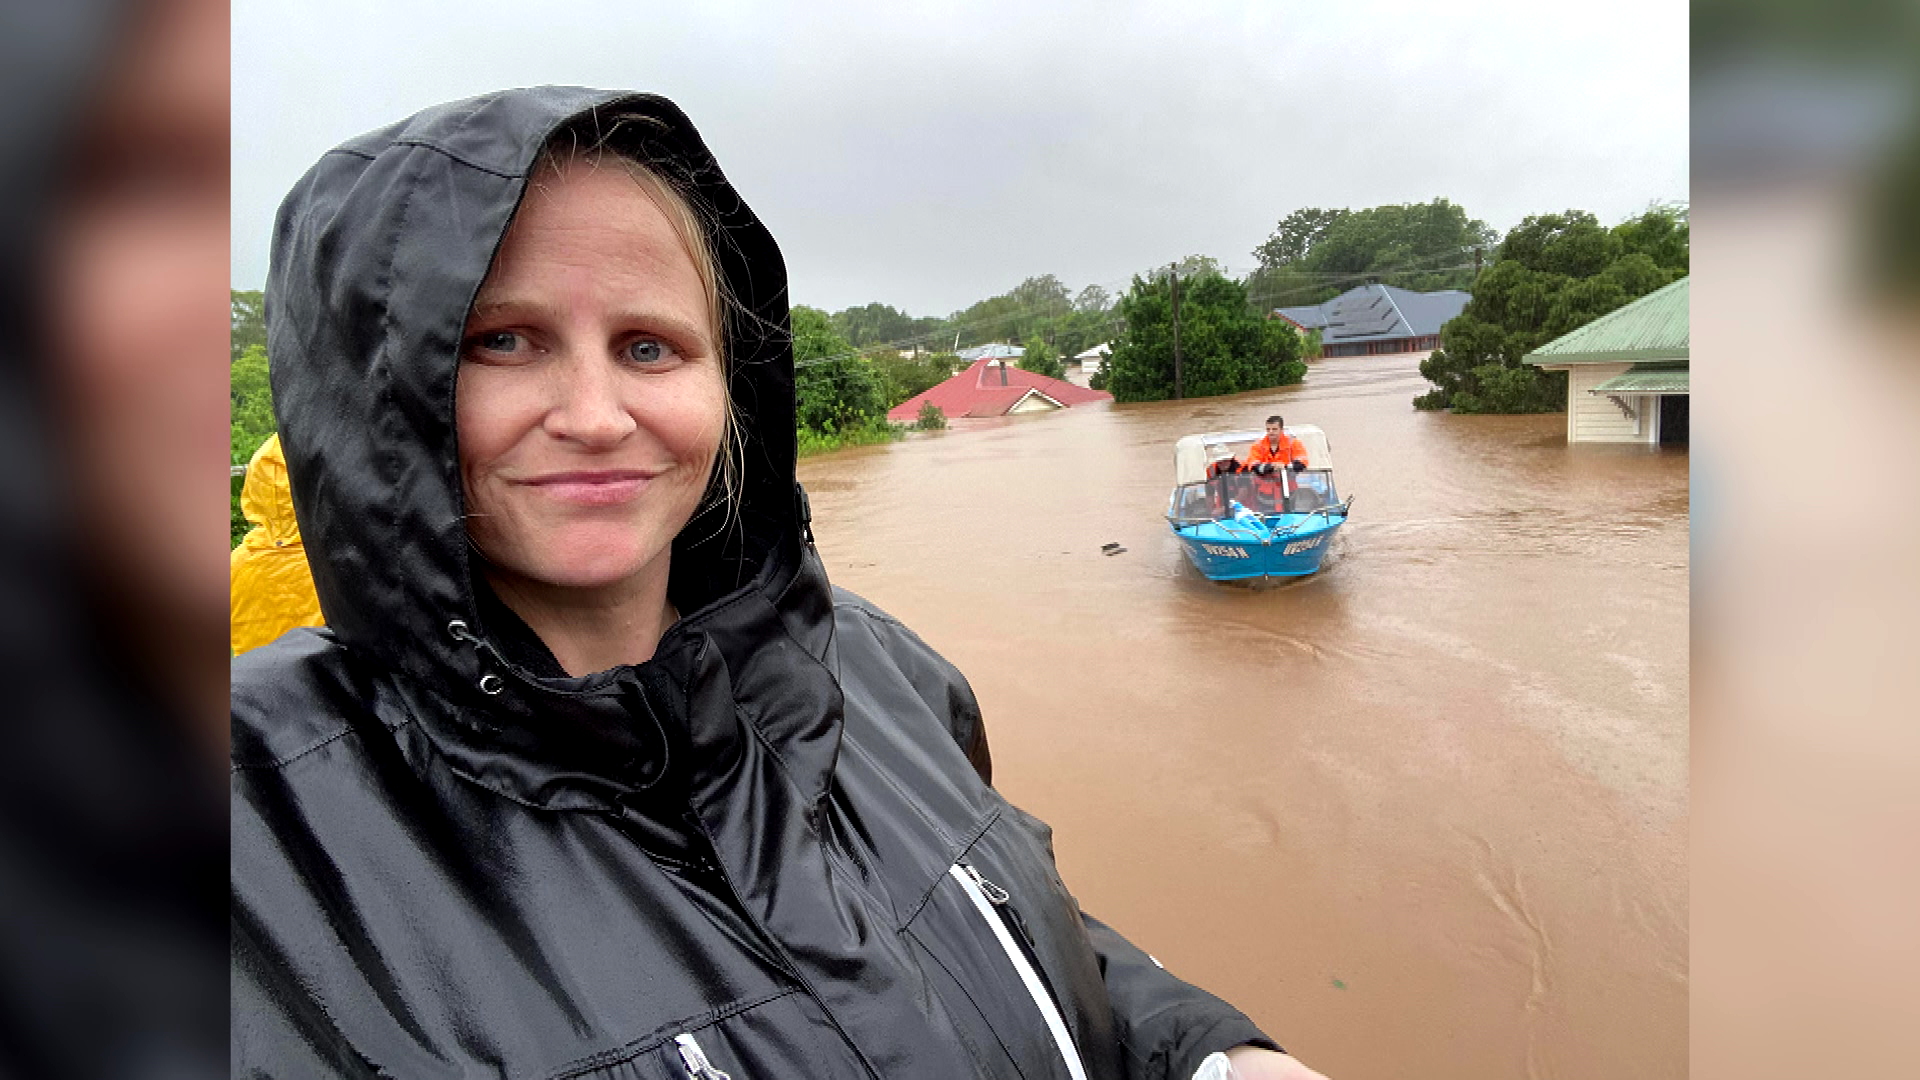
[472,331,520,353]
[626,339,672,366]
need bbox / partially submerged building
[1524,276,1689,445]
[1273,283,1470,357]
[1065,342,1112,388]
[886,355,1111,423]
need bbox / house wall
[1562,363,1651,443]
[1324,335,1441,357]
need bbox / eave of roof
[1590,362,1690,395]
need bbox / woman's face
[456,160,725,596]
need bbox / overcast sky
[233,0,1688,317]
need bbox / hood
[238,433,300,549]
[267,87,802,698]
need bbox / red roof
[886,358,1112,423]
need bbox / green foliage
[232,291,275,544]
[795,415,901,456]
[944,274,1072,351]
[868,350,956,408]
[912,403,948,431]
[808,276,1119,370]
[1246,199,1496,312]
[1046,309,1117,362]
[231,343,278,545]
[1302,329,1323,360]
[1016,337,1063,379]
[232,344,276,464]
[1415,205,1689,413]
[1104,272,1306,403]
[232,289,266,364]
[829,302,947,349]
[1253,208,1348,267]
[792,306,889,435]
[1072,285,1111,313]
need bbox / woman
[232,87,1326,1080]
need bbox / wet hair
[520,113,747,537]
[1267,415,1284,427]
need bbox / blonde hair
[527,133,746,538]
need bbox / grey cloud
[234,0,1687,316]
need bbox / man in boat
[1244,415,1309,512]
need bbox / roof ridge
[1377,286,1412,338]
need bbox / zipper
[674,1032,734,1080]
[949,864,1090,1080]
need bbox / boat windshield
[1168,469,1340,524]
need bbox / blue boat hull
[1172,515,1344,581]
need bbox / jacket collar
[397,533,844,815]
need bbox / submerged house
[1524,276,1689,445]
[1273,283,1470,357]
[1065,342,1112,388]
[886,355,1111,423]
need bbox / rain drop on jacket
[231,87,1282,1080]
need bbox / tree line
[229,196,1691,491]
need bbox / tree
[1253,207,1349,268]
[1072,284,1111,313]
[1613,201,1690,272]
[1103,271,1306,403]
[791,306,888,434]
[1246,199,1496,312]
[1168,254,1223,279]
[1414,206,1689,412]
[1016,338,1063,379]
[232,343,276,464]
[868,349,956,408]
[232,289,266,364]
[829,302,947,350]
[945,274,1072,350]
[231,343,278,544]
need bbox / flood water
[799,351,1688,1080]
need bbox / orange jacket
[1246,433,1308,468]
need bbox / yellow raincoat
[230,434,324,654]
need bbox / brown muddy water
[798,351,1688,1080]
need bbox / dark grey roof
[1273,304,1329,331]
[1272,284,1469,344]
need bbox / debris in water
[1331,978,1346,990]
[1101,542,1126,556]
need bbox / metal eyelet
[478,673,504,695]
[447,619,470,640]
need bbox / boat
[1165,426,1353,581]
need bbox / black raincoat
[231,87,1279,1080]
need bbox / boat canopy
[1173,426,1333,485]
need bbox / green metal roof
[1591,362,1690,396]
[1524,276,1689,365]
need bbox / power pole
[1170,268,1184,400]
